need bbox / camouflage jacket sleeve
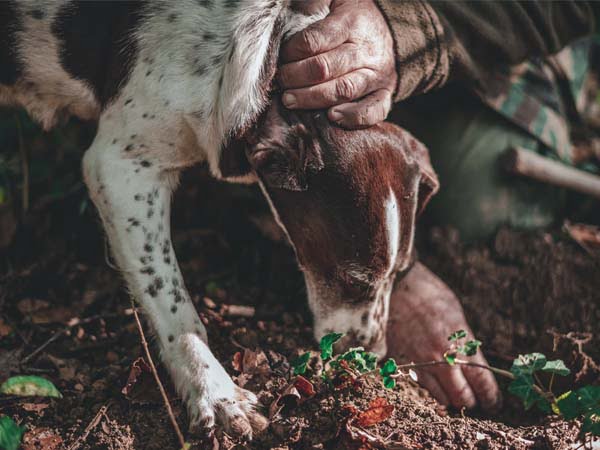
[374,0,598,102]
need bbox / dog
[0,0,438,440]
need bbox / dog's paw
[169,333,268,440]
[189,384,268,440]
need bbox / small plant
[292,330,600,445]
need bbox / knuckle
[309,55,330,82]
[335,77,357,102]
[300,29,321,55]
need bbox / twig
[390,359,551,399]
[67,403,109,450]
[130,299,186,449]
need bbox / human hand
[280,0,397,129]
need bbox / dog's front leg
[81,133,266,439]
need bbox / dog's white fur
[1,0,328,438]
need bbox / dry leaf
[293,376,315,398]
[46,355,77,381]
[356,398,394,428]
[269,383,301,419]
[564,221,600,258]
[121,357,162,404]
[231,351,243,372]
[21,403,49,413]
[22,427,62,450]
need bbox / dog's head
[231,101,438,356]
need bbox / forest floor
[1,166,599,450]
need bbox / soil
[1,165,599,450]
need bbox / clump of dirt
[1,168,599,449]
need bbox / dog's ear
[410,136,439,216]
[246,103,324,191]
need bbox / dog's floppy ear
[246,102,324,191]
[410,135,439,216]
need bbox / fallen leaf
[242,349,270,376]
[269,383,301,419]
[356,398,394,428]
[22,427,62,450]
[121,357,161,404]
[293,376,315,398]
[0,376,62,398]
[564,221,600,259]
[21,403,49,413]
[231,352,243,372]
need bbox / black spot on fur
[141,266,155,275]
[172,278,180,287]
[134,194,143,201]
[170,305,177,313]
[225,0,239,7]
[125,98,133,105]
[112,138,118,145]
[130,134,137,139]
[147,284,158,297]
[140,160,151,167]
[144,243,153,253]
[52,2,144,105]
[147,209,154,219]
[140,256,152,264]
[0,2,23,85]
[167,13,176,22]
[124,144,133,152]
[168,334,174,342]
[153,276,164,291]
[203,32,215,41]
[198,0,213,7]
[164,256,171,265]
[145,69,152,77]
[142,113,148,118]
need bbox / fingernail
[329,109,343,121]
[282,92,296,108]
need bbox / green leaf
[0,416,24,450]
[291,353,311,376]
[444,353,456,366]
[448,330,467,342]
[382,376,396,389]
[362,352,378,372]
[541,360,570,376]
[380,359,398,377]
[459,340,482,356]
[510,353,547,376]
[508,375,552,413]
[319,333,344,360]
[582,411,600,436]
[556,391,580,420]
[0,375,62,398]
[577,386,600,410]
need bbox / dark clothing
[375,0,598,101]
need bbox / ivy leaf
[291,352,311,375]
[0,375,62,398]
[382,376,396,389]
[448,330,467,342]
[459,340,482,356]
[541,360,570,376]
[380,359,398,377]
[577,386,600,410]
[556,391,580,420]
[510,353,547,376]
[508,375,552,413]
[0,416,24,450]
[319,333,344,360]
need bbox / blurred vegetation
[0,108,96,248]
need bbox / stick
[67,403,109,450]
[15,115,29,216]
[502,147,600,199]
[130,300,186,449]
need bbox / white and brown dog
[0,0,438,440]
